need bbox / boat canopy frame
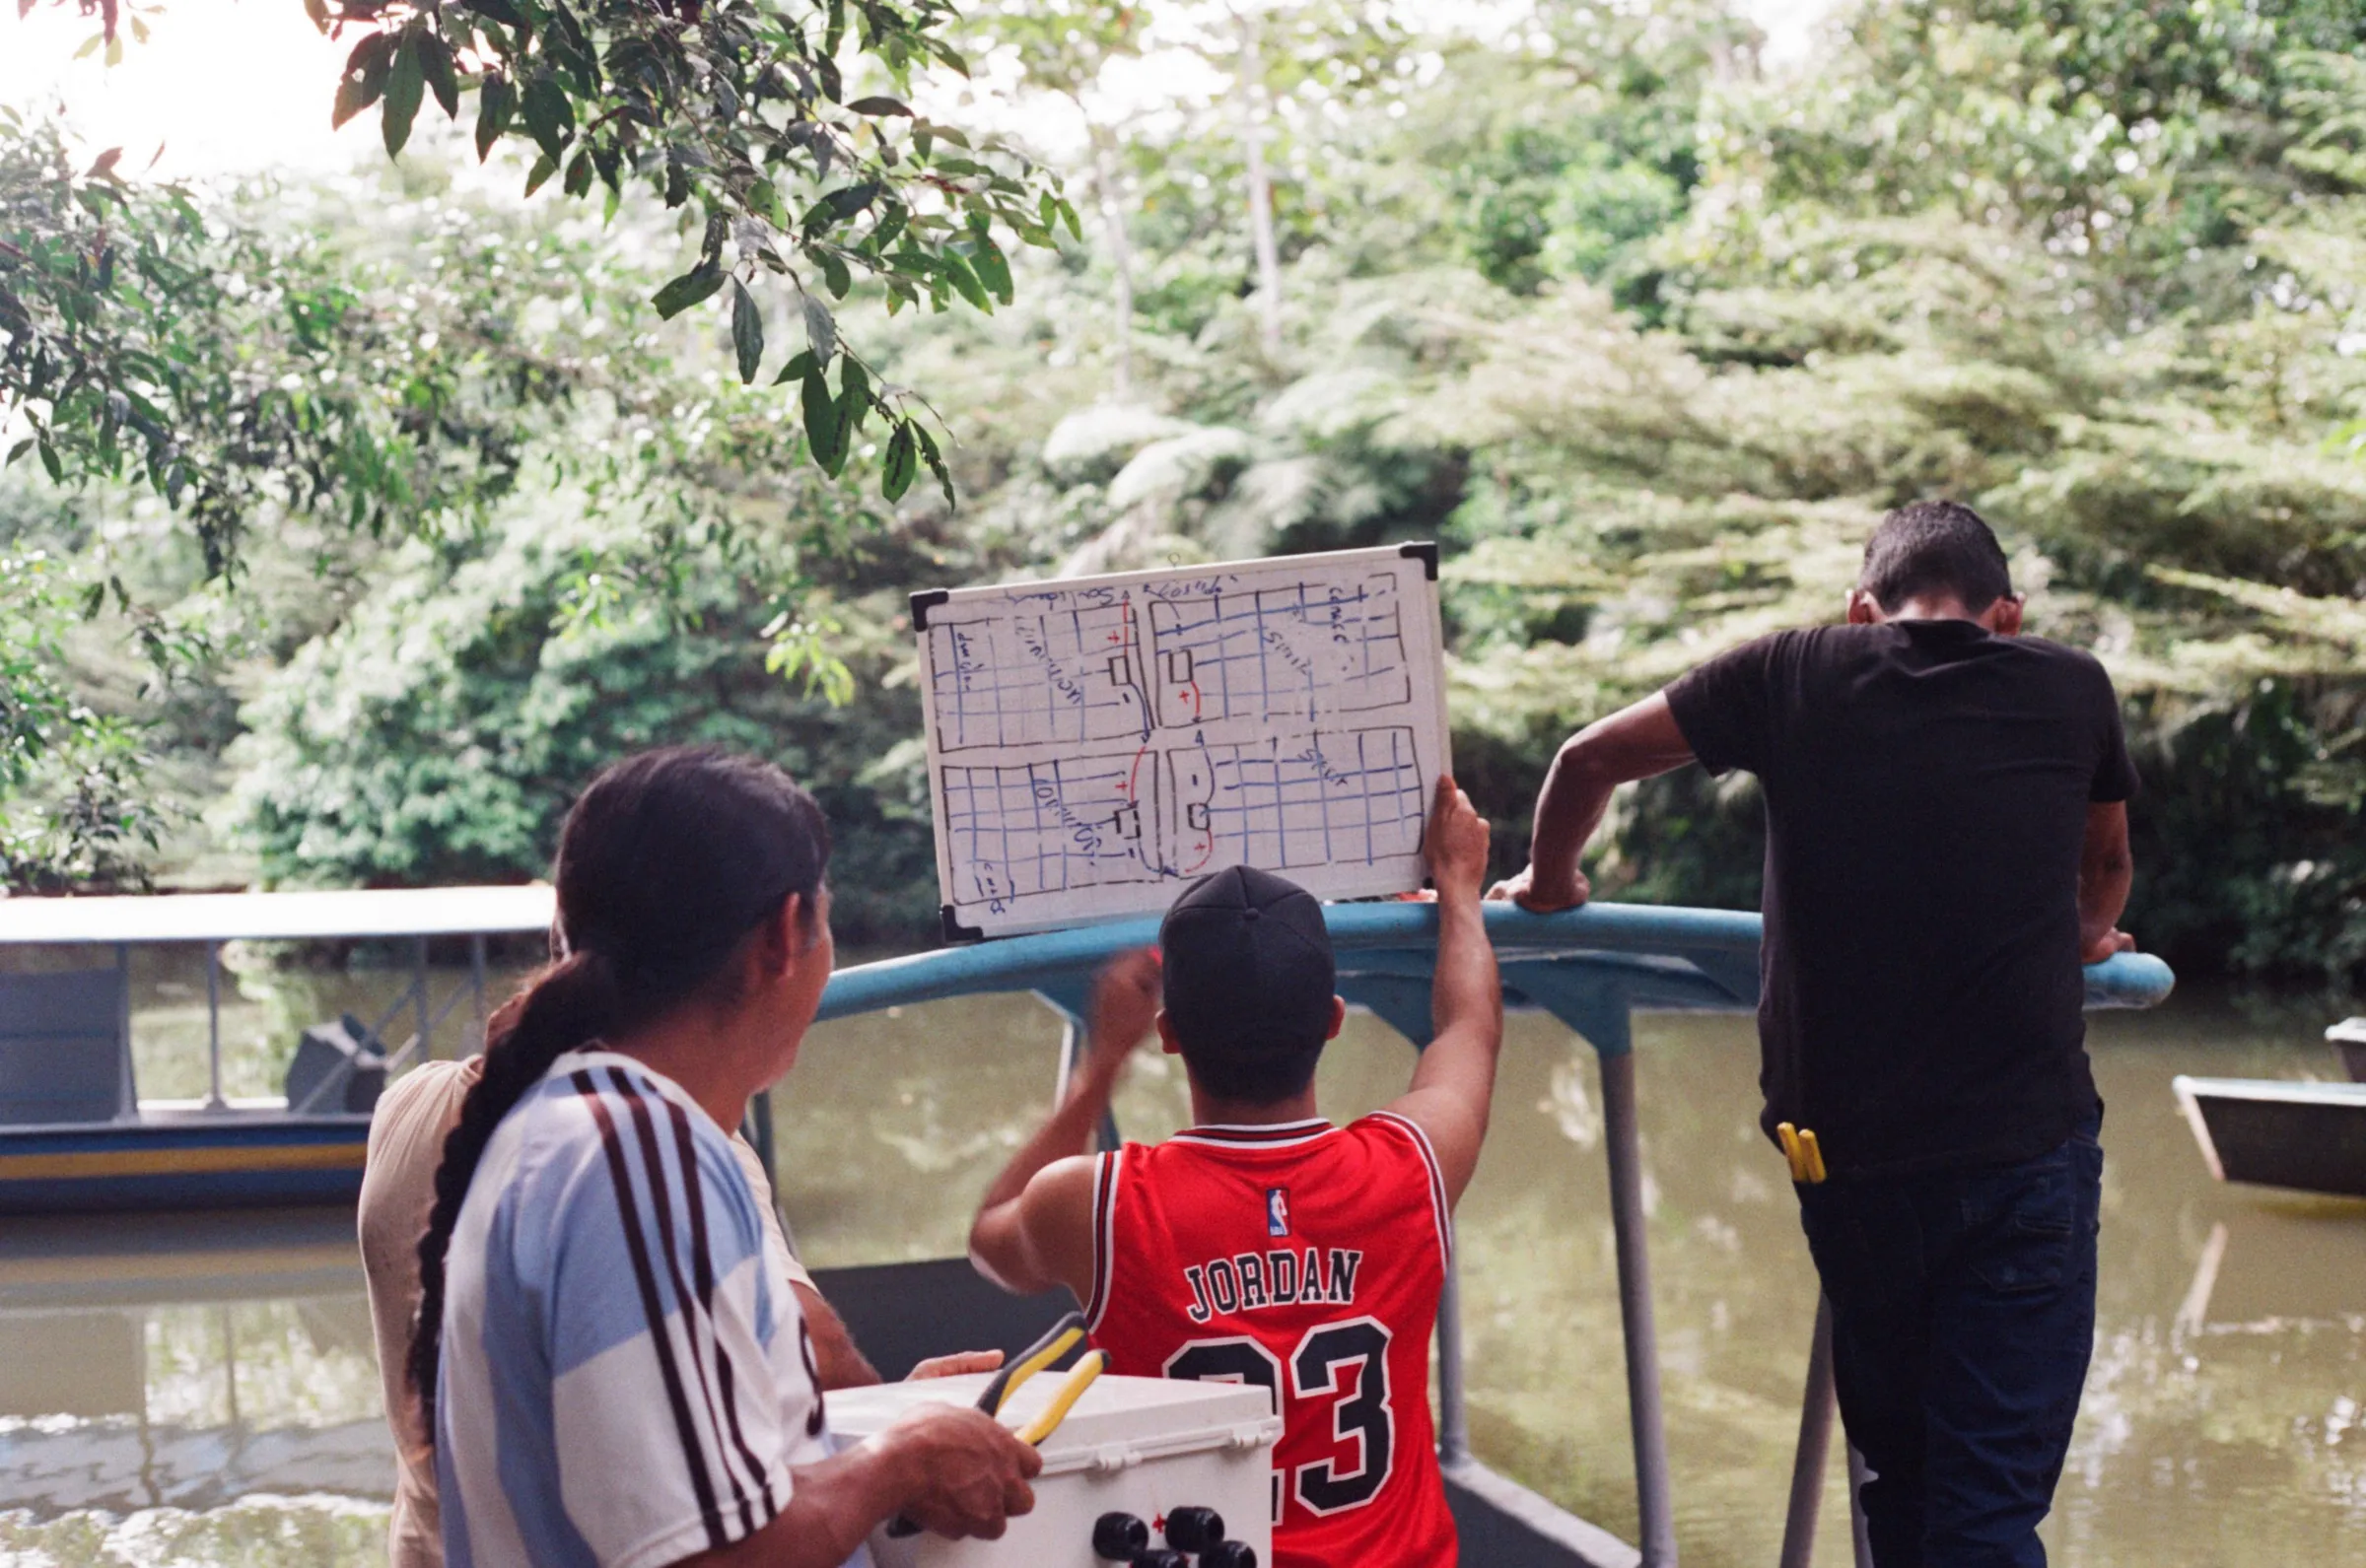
[803,901,2174,1568]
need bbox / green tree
[967,0,1148,390]
[0,153,889,888]
[1159,0,1413,357]
[10,0,1082,532]
[0,548,166,888]
[12,0,2366,981]
[223,450,962,938]
[1,112,597,577]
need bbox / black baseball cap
[1158,864,1337,1056]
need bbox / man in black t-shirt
[1491,501,2137,1568]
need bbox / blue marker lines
[1144,576,1411,728]
[928,602,1150,752]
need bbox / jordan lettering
[1183,1247,1363,1323]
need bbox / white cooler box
[828,1371,1281,1568]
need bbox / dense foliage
[0,111,595,576]
[0,545,164,888]
[9,0,1076,533]
[3,0,2362,987]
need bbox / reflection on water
[0,1210,392,1565]
[2,979,2361,1566]
[1440,1004,2366,1568]
[0,948,529,1566]
[0,1497,389,1568]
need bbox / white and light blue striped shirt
[437,1050,854,1568]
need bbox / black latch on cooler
[1092,1514,1149,1561]
[1162,1507,1224,1552]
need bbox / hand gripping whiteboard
[913,543,1451,939]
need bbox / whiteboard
[913,544,1451,938]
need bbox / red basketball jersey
[1084,1114,1456,1568]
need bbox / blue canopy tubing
[820,900,2174,1052]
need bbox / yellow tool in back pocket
[1776,1122,1829,1184]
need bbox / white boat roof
[2171,1073,2366,1106]
[2331,1017,2366,1046]
[0,885,555,945]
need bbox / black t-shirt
[1664,621,2137,1177]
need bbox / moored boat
[2173,1072,2366,1200]
[2331,1016,2366,1083]
[0,887,552,1214]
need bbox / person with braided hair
[361,1024,999,1568]
[402,747,1040,1568]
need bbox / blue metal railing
[810,903,2174,1568]
[821,903,2169,1023]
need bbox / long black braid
[407,746,829,1433]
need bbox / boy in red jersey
[970,779,1501,1568]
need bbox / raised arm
[1488,691,1698,912]
[2077,800,2136,963]
[1380,778,1500,1207]
[966,949,1160,1299]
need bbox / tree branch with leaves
[318,0,1084,504]
[9,0,1082,536]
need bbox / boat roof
[2331,1017,2366,1046]
[0,885,555,946]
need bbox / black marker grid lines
[928,569,1433,921]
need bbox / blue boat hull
[0,1115,371,1214]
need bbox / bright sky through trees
[0,5,355,176]
[0,0,1838,178]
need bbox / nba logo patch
[1266,1187,1290,1237]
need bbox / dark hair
[1860,500,2013,614]
[407,746,829,1431]
[1158,865,1335,1106]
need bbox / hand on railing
[2080,926,2137,964]
[1484,861,1591,913]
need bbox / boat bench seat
[0,968,130,1125]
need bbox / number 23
[1163,1316,1395,1516]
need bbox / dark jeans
[1797,1112,2103,1568]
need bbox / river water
[1,956,2359,1566]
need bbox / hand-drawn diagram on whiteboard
[914,544,1451,937]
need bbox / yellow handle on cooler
[984,1318,1085,1415]
[1013,1349,1107,1446]
[885,1312,1090,1541]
